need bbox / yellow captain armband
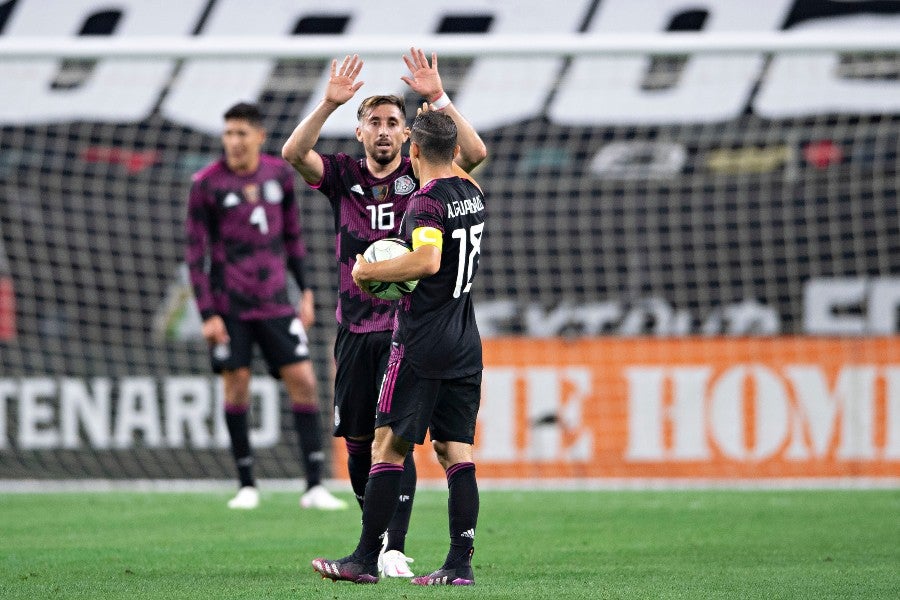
[412,226,443,251]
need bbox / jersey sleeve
[308,152,344,202]
[404,193,446,238]
[185,177,216,320]
[280,165,309,290]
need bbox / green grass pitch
[1,488,897,599]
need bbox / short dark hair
[356,95,406,121]
[410,110,457,163]
[223,102,263,127]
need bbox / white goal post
[0,31,899,58]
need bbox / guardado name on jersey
[447,195,485,219]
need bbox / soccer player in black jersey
[186,102,346,511]
[312,110,485,585]
[282,48,486,577]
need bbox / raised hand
[401,47,443,102]
[325,54,365,106]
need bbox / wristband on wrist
[430,91,451,110]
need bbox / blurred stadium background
[0,0,897,486]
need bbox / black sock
[345,438,372,510]
[292,408,323,489]
[354,462,403,562]
[385,449,416,553]
[444,462,478,569]
[225,409,254,488]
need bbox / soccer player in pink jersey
[186,102,346,511]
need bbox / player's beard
[368,139,399,166]
[373,151,398,166]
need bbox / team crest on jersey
[263,179,283,203]
[394,175,415,195]
[242,183,260,204]
[371,185,389,202]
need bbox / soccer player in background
[312,109,486,586]
[185,102,347,511]
[281,48,486,577]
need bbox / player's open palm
[326,54,364,106]
[401,47,443,101]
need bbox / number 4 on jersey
[249,205,269,234]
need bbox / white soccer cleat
[300,485,348,510]
[378,549,415,578]
[227,486,259,510]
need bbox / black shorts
[376,343,481,445]
[210,315,309,378]
[332,325,392,438]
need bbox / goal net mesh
[0,45,897,480]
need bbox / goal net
[0,29,898,484]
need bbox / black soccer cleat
[311,556,379,584]
[410,564,475,586]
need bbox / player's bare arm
[298,289,315,329]
[401,47,487,172]
[442,101,487,172]
[282,54,365,184]
[352,245,440,292]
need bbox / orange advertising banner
[333,337,900,482]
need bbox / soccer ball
[361,238,419,300]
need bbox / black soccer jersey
[310,153,418,333]
[394,176,485,379]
